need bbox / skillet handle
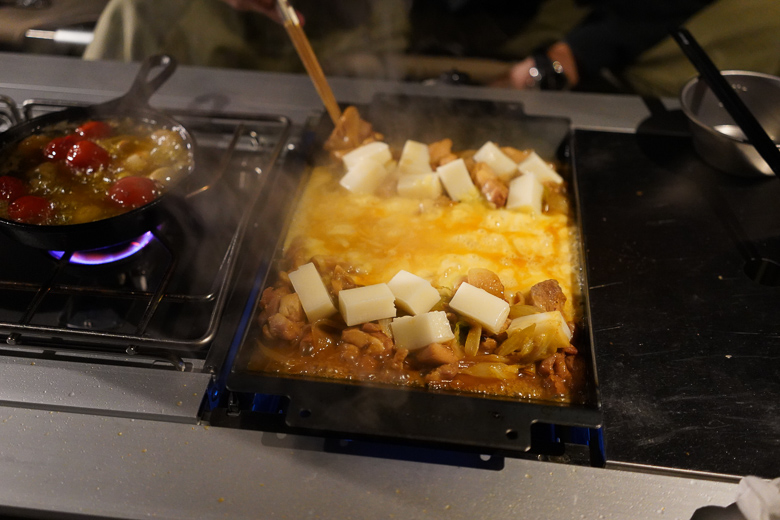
[122,54,178,105]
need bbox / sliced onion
[259,345,292,365]
[461,362,519,380]
[450,340,465,360]
[508,304,542,319]
[470,354,510,364]
[465,323,482,357]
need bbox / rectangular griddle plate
[227,95,601,455]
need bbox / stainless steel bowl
[680,70,780,177]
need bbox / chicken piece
[458,149,477,161]
[265,313,304,342]
[361,323,394,351]
[428,138,453,167]
[467,268,504,299]
[416,343,458,366]
[278,293,304,322]
[480,337,498,353]
[340,343,361,363]
[538,352,572,395]
[386,348,409,371]
[258,286,291,323]
[342,328,376,348]
[538,355,555,377]
[500,146,531,164]
[561,344,578,355]
[323,106,382,158]
[527,279,566,313]
[331,264,357,294]
[361,322,383,333]
[438,153,459,166]
[341,327,390,356]
[471,162,508,208]
[424,362,460,383]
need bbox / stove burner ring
[49,231,155,265]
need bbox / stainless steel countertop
[0,407,740,520]
[0,52,745,520]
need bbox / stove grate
[0,100,291,362]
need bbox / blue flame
[49,231,155,265]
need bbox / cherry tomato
[7,195,53,224]
[44,134,80,161]
[0,175,27,202]
[66,140,110,171]
[107,177,157,209]
[76,121,112,140]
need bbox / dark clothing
[566,0,717,82]
[409,0,717,84]
[408,0,544,58]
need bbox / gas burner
[0,105,290,361]
[49,231,155,265]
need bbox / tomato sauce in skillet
[0,118,192,226]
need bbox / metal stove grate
[0,99,291,364]
[0,95,22,132]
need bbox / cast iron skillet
[0,54,196,252]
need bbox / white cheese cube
[288,262,337,323]
[517,152,564,184]
[390,311,454,351]
[506,173,544,214]
[437,158,479,202]
[473,141,517,181]
[397,140,433,176]
[396,172,443,199]
[387,270,441,316]
[338,283,396,326]
[339,158,391,195]
[448,282,510,334]
[507,310,572,350]
[342,141,392,170]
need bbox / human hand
[507,57,540,89]
[503,42,580,90]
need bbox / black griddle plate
[226,95,601,455]
[573,128,780,478]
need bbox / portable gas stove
[0,54,775,519]
[0,95,291,419]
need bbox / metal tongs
[276,0,342,126]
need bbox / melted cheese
[283,166,580,321]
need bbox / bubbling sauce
[0,118,192,225]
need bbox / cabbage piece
[497,323,536,356]
[507,311,571,351]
